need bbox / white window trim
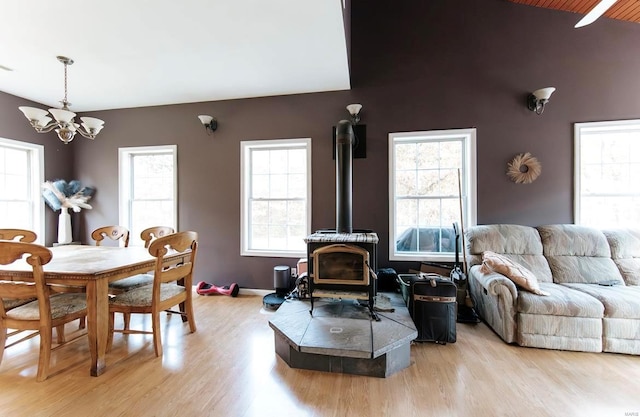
[574,119,640,226]
[118,145,178,238]
[241,138,312,258]
[0,137,45,243]
[388,128,477,262]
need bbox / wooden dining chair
[0,241,87,382]
[92,226,154,292]
[0,229,41,340]
[0,229,81,340]
[91,226,153,330]
[91,225,130,247]
[107,231,198,357]
[140,226,175,248]
[0,229,37,243]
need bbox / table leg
[85,279,109,376]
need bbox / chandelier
[18,56,105,144]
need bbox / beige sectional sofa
[465,224,640,354]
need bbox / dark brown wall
[3,0,640,288]
[0,91,75,242]
[348,0,640,272]
[72,92,361,288]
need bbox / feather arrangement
[42,179,95,212]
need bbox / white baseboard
[191,286,272,297]
[239,288,272,296]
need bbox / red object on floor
[196,281,239,297]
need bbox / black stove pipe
[335,120,354,234]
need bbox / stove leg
[369,296,380,321]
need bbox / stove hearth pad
[268,292,417,377]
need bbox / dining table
[0,244,187,376]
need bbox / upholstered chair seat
[109,283,185,308]
[7,294,87,321]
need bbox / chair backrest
[0,229,37,243]
[91,226,130,247]
[148,231,198,290]
[140,226,175,248]
[0,241,53,318]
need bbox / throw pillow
[480,251,550,296]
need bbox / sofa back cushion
[537,224,624,285]
[603,228,640,286]
[465,224,553,283]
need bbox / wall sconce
[527,87,556,115]
[198,115,218,135]
[346,103,363,125]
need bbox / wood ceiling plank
[608,0,639,20]
[506,0,640,23]
[624,8,640,20]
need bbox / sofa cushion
[517,315,603,353]
[466,224,553,282]
[517,282,604,318]
[603,228,640,286]
[537,224,625,285]
[561,283,640,319]
[480,251,550,295]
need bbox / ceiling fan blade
[575,0,618,28]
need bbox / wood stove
[313,244,369,286]
[306,230,379,318]
[305,120,379,319]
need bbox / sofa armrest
[468,265,519,343]
[469,266,518,306]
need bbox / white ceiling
[0,0,351,112]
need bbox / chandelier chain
[63,61,68,107]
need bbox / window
[575,119,640,228]
[0,138,44,242]
[389,129,476,262]
[119,145,177,246]
[241,138,311,258]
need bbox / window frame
[0,137,45,243]
[118,145,178,246]
[240,138,312,258]
[388,128,477,262]
[574,119,640,228]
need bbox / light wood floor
[1,292,639,417]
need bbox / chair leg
[36,327,52,382]
[56,324,66,344]
[186,299,197,333]
[107,312,115,352]
[78,317,86,330]
[152,312,162,357]
[0,326,6,365]
[179,300,186,322]
[123,313,131,331]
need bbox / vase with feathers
[42,180,95,244]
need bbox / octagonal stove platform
[268,292,417,378]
